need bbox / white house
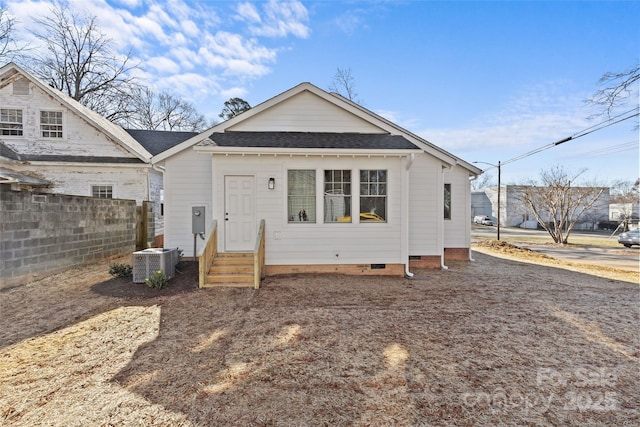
[0,62,182,242]
[153,83,482,283]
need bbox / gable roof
[152,82,482,175]
[0,62,152,162]
[124,129,198,156]
[206,132,419,150]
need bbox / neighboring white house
[473,185,610,229]
[153,82,482,276]
[0,62,190,241]
[610,203,639,222]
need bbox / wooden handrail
[253,219,266,289]
[198,220,217,288]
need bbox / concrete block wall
[1,185,137,288]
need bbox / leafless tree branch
[588,64,640,120]
[27,2,141,121]
[329,67,360,103]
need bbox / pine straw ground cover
[0,249,638,426]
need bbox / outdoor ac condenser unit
[132,248,177,283]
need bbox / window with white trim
[287,170,316,223]
[40,111,63,138]
[92,185,113,199]
[0,109,23,136]
[324,170,351,223]
[444,183,451,220]
[359,170,387,222]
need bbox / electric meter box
[192,206,205,234]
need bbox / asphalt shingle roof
[0,142,143,163]
[207,132,419,150]
[125,129,198,156]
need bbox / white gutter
[404,154,415,278]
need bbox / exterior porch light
[268,177,275,190]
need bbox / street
[472,226,640,273]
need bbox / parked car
[473,215,494,226]
[618,229,640,247]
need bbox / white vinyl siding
[162,149,213,258]
[203,155,404,266]
[228,91,386,133]
[443,165,472,248]
[408,154,442,255]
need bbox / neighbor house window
[324,170,351,223]
[40,111,63,138]
[288,170,316,223]
[92,185,113,199]
[359,170,387,222]
[0,109,23,136]
[444,183,451,220]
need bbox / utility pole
[474,161,501,241]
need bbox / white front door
[224,175,256,251]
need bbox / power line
[576,140,638,159]
[501,108,639,166]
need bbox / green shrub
[145,270,169,289]
[109,263,133,278]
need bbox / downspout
[468,175,478,262]
[440,164,454,270]
[404,154,415,278]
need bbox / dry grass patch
[473,240,639,284]
[1,253,638,426]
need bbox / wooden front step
[204,252,255,288]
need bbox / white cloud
[422,82,593,153]
[238,0,310,38]
[111,0,141,7]
[6,0,308,119]
[220,86,249,100]
[334,10,367,35]
[197,31,276,77]
[236,2,262,24]
[146,56,181,75]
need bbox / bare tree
[609,178,639,231]
[0,7,26,60]
[329,67,360,103]
[519,166,606,244]
[219,97,251,121]
[610,178,640,204]
[27,2,140,123]
[123,87,209,132]
[588,64,640,119]
[471,172,494,191]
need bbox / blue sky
[6,0,639,185]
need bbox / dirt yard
[1,246,638,426]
